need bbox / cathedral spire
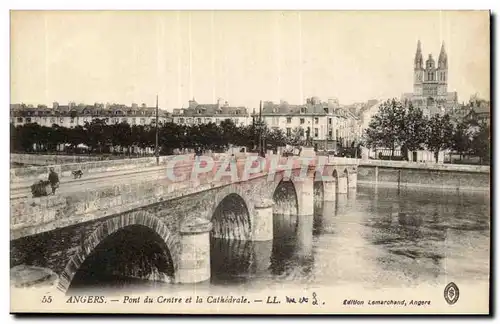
[438,41,447,69]
[439,41,446,55]
[414,40,423,69]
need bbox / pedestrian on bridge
[48,167,60,195]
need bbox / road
[9,156,311,201]
[10,165,180,200]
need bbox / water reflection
[336,193,349,216]
[270,212,315,281]
[210,239,253,285]
[313,201,336,235]
[359,186,489,286]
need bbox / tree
[159,123,180,154]
[237,124,258,151]
[47,124,65,152]
[199,122,225,151]
[112,122,132,154]
[451,120,474,160]
[471,123,490,164]
[426,113,454,163]
[363,99,406,159]
[265,127,287,150]
[10,123,17,152]
[399,103,428,160]
[84,118,108,153]
[18,123,42,152]
[287,127,305,147]
[219,119,238,150]
[66,125,86,152]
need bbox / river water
[67,185,490,295]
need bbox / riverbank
[357,159,490,191]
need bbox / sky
[10,10,490,111]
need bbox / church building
[402,40,458,116]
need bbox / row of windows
[272,107,330,114]
[284,127,340,139]
[14,117,153,125]
[193,109,244,115]
[423,89,439,96]
[176,117,245,125]
[14,110,154,117]
[270,117,334,125]
[424,71,447,82]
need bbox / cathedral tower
[423,53,437,97]
[402,40,457,116]
[437,42,448,96]
[413,40,424,95]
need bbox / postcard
[9,10,491,315]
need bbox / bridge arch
[332,167,349,189]
[210,187,252,240]
[332,169,338,183]
[58,210,179,293]
[272,179,299,216]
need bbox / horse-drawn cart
[30,180,52,198]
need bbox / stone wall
[10,154,195,184]
[10,160,272,240]
[359,159,490,173]
[357,160,490,190]
[10,154,105,166]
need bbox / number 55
[41,295,52,303]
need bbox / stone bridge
[10,153,359,293]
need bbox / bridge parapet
[10,154,196,184]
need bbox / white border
[1,1,498,323]
[2,0,498,10]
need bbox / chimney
[328,98,339,109]
[216,98,224,108]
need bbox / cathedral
[401,40,458,116]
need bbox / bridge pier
[337,176,348,194]
[348,171,358,190]
[176,218,212,284]
[252,198,274,241]
[323,180,337,201]
[294,177,314,216]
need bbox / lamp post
[155,95,159,165]
[258,100,265,157]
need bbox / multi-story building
[171,98,251,127]
[452,98,491,126]
[402,40,459,116]
[467,100,490,126]
[10,102,172,128]
[253,97,361,151]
